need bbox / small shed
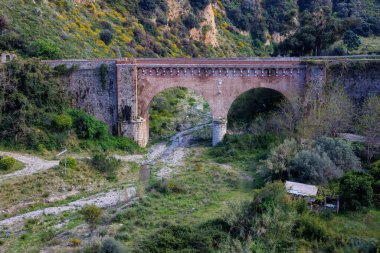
[285,181,318,197]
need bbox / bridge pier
[212,118,227,146]
[121,118,148,147]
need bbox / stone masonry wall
[327,61,380,104]
[44,60,119,134]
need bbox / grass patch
[110,147,254,249]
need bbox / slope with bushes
[0,58,141,154]
[1,0,380,59]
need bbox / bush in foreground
[91,153,121,181]
[79,205,103,232]
[340,171,374,211]
[99,237,126,253]
[0,156,16,171]
[59,156,78,170]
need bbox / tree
[314,137,361,172]
[343,30,361,53]
[190,0,210,11]
[292,149,341,184]
[99,29,114,45]
[261,139,299,180]
[340,171,374,211]
[79,205,103,232]
[139,0,156,11]
[359,95,380,163]
[30,39,61,59]
[279,7,343,56]
[300,85,354,139]
[183,14,199,29]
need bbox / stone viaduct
[44,57,380,147]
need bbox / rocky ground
[0,122,211,230]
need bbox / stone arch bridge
[44,57,380,147]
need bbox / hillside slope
[1,0,380,59]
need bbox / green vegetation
[91,153,122,181]
[0,58,141,154]
[0,1,379,252]
[59,156,78,170]
[343,30,362,52]
[115,180,380,252]
[79,205,103,232]
[149,87,210,141]
[340,171,374,211]
[227,88,285,130]
[1,0,379,58]
[261,137,361,184]
[0,156,16,171]
[209,133,281,164]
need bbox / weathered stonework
[45,60,119,133]
[42,57,380,147]
[327,62,380,104]
[212,118,227,146]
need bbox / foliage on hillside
[0,0,379,58]
[0,58,141,153]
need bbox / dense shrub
[59,157,78,170]
[190,0,210,11]
[99,237,126,253]
[260,138,299,180]
[183,14,199,29]
[139,0,156,11]
[292,150,340,184]
[136,223,228,253]
[209,133,281,163]
[0,15,9,31]
[0,156,16,171]
[99,29,114,45]
[261,137,361,184]
[30,39,61,59]
[295,214,330,241]
[70,110,108,140]
[91,153,121,181]
[314,137,361,172]
[0,59,67,148]
[150,179,189,194]
[79,205,103,231]
[223,182,298,251]
[52,114,73,131]
[370,160,380,196]
[340,171,374,211]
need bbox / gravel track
[0,151,59,183]
[0,123,209,227]
[0,187,136,227]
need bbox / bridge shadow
[227,87,291,134]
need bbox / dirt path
[147,123,211,179]
[0,123,210,227]
[0,186,137,227]
[0,151,59,183]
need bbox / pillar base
[121,118,148,147]
[212,119,227,146]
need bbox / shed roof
[285,181,318,197]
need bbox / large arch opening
[227,88,292,134]
[148,87,212,144]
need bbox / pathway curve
[0,121,210,227]
[0,151,59,183]
[0,187,137,227]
